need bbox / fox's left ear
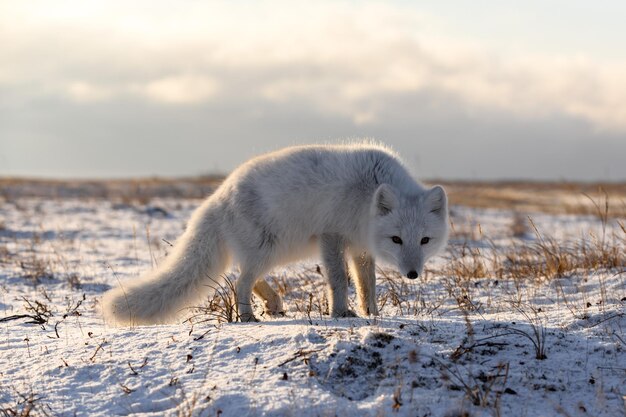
[425,186,447,216]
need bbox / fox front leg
[321,233,357,318]
[351,252,379,316]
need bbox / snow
[1,197,624,416]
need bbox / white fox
[102,142,449,325]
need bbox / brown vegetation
[2,177,625,217]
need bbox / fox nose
[406,270,418,279]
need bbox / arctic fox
[102,142,449,325]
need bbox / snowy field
[1,190,625,416]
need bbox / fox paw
[264,309,286,317]
[364,305,379,316]
[239,313,259,323]
[332,309,358,318]
[263,297,285,317]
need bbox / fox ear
[373,184,398,216]
[425,186,447,216]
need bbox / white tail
[102,200,229,326]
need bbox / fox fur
[102,142,449,325]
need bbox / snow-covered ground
[1,197,624,416]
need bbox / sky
[1,0,625,181]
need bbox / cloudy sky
[1,0,625,180]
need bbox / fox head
[368,184,449,279]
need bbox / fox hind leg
[253,279,284,317]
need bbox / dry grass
[0,388,44,417]
[437,360,510,410]
[187,274,240,324]
[435,180,626,218]
[0,176,222,202]
[2,177,624,217]
[445,192,625,285]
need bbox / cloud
[66,81,121,103]
[2,0,626,132]
[139,75,219,104]
[64,76,219,105]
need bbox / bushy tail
[102,199,229,326]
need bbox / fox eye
[391,236,403,245]
[421,237,430,245]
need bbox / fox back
[219,142,449,276]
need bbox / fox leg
[236,265,268,322]
[253,279,284,316]
[351,252,379,316]
[321,233,357,318]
